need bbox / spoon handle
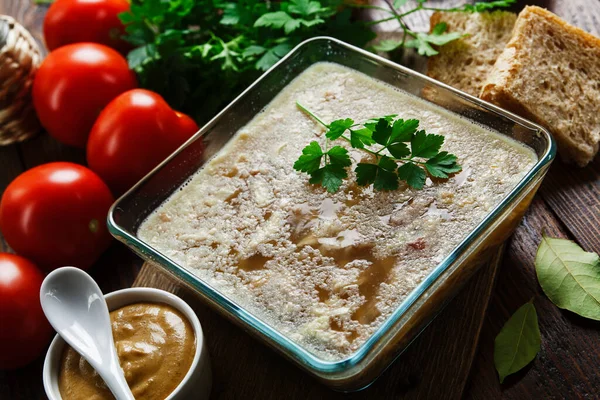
[100,351,136,400]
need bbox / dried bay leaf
[494,301,541,383]
[535,235,600,321]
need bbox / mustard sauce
[58,302,195,400]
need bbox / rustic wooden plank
[18,134,86,169]
[133,246,503,399]
[538,158,600,253]
[466,198,600,399]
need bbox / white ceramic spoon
[40,267,135,400]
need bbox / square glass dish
[108,37,555,391]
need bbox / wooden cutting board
[133,247,504,400]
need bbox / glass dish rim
[107,36,556,374]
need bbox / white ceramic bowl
[43,287,211,400]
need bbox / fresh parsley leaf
[365,114,397,128]
[327,146,352,167]
[465,0,516,12]
[425,152,461,178]
[432,22,448,36]
[397,162,426,189]
[355,157,398,191]
[254,11,293,30]
[254,11,304,34]
[411,130,445,158]
[326,118,354,140]
[405,23,465,56]
[405,35,438,57]
[293,141,323,173]
[127,45,155,71]
[355,163,377,187]
[220,3,253,26]
[372,39,403,52]
[243,45,267,57]
[255,42,293,71]
[393,0,409,8]
[288,0,323,17]
[310,164,347,193]
[494,300,541,383]
[378,155,397,172]
[372,118,393,146]
[350,128,375,149]
[374,169,399,191]
[388,142,410,159]
[424,30,465,47]
[391,118,419,143]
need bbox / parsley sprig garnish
[293,103,461,193]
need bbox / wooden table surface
[1,0,599,399]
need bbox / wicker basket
[0,15,42,146]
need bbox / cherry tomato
[44,0,131,53]
[0,163,115,271]
[0,254,52,369]
[87,89,199,194]
[33,43,136,148]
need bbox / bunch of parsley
[118,0,375,122]
[118,0,515,122]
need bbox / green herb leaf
[425,152,462,178]
[327,146,352,167]
[387,142,410,159]
[364,114,396,131]
[255,42,293,71]
[432,22,448,35]
[372,39,403,52]
[464,0,516,12]
[391,118,419,143]
[393,0,409,8]
[494,301,541,383]
[254,11,294,30]
[310,164,347,193]
[293,141,323,173]
[349,128,375,149]
[405,35,439,57]
[355,160,398,191]
[220,3,253,26]
[127,45,155,70]
[405,23,465,56]
[411,130,445,158]
[372,118,393,146]
[355,163,377,187]
[288,0,322,17]
[326,118,354,140]
[243,45,267,57]
[397,162,426,189]
[535,235,600,321]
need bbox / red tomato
[0,163,115,271]
[33,43,136,148]
[44,0,131,53]
[87,89,199,194]
[0,254,52,369]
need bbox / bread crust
[481,6,600,166]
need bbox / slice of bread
[427,11,516,96]
[481,6,600,166]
